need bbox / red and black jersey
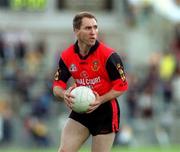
[53,40,128,134]
[53,40,128,95]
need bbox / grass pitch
[0,146,179,152]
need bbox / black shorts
[69,99,120,136]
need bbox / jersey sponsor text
[75,76,101,86]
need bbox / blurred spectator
[25,49,40,73]
[14,41,27,61]
[31,89,52,119]
[172,62,180,116]
[14,68,34,103]
[123,0,153,27]
[171,23,180,61]
[137,85,153,119]
[159,51,176,81]
[0,33,6,66]
[35,41,46,56]
[162,80,173,110]
[24,116,50,147]
[159,51,176,110]
[0,30,52,147]
[24,42,46,77]
[143,64,159,95]
[122,0,137,27]
[0,100,13,144]
[126,74,139,120]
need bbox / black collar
[74,40,99,59]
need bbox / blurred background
[0,0,180,150]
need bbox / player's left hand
[86,91,101,113]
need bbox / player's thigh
[91,132,115,152]
[58,118,90,152]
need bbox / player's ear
[74,27,80,34]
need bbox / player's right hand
[63,86,75,109]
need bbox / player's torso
[62,44,113,95]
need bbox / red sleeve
[52,56,71,90]
[53,80,67,90]
[112,78,128,91]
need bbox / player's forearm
[53,86,65,101]
[99,89,124,104]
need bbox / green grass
[0,146,180,152]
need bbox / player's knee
[58,147,66,152]
[58,148,65,152]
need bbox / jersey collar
[74,40,99,59]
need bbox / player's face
[75,17,98,47]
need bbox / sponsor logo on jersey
[69,64,77,72]
[116,63,126,82]
[91,60,100,71]
[75,76,101,86]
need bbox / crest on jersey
[91,60,100,71]
[54,68,61,81]
[69,64,77,72]
[80,70,89,78]
[116,63,126,82]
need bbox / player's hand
[86,91,101,113]
[63,86,75,109]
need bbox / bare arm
[87,89,125,113]
[87,52,128,113]
[53,86,75,109]
[53,86,65,100]
[99,89,125,104]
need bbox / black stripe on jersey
[106,52,124,80]
[58,58,71,82]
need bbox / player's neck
[78,42,90,56]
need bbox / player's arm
[99,52,128,103]
[53,58,72,100]
[87,52,128,113]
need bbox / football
[70,86,95,113]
